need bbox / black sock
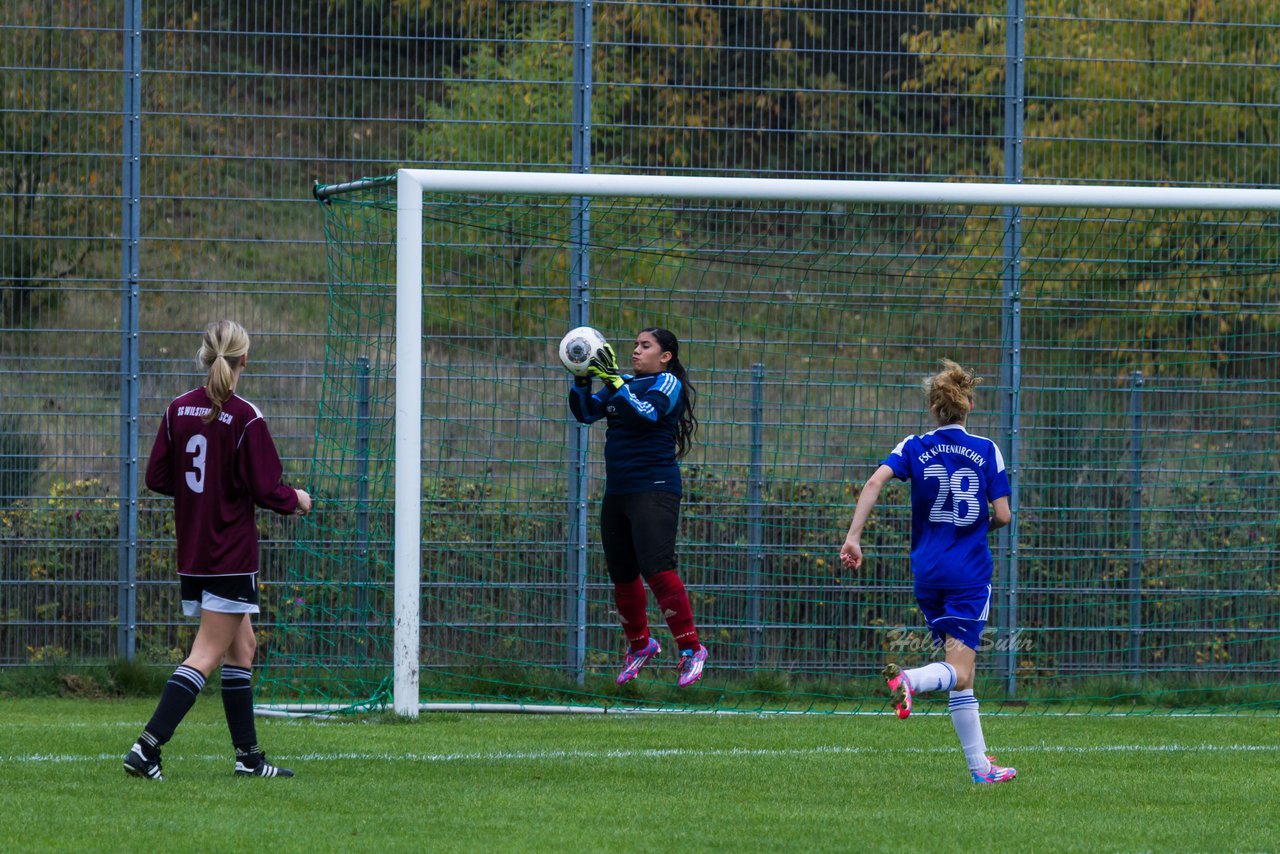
[221,665,258,755]
[143,664,207,748]
[135,730,161,761]
[235,745,264,768]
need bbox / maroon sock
[646,570,699,652]
[613,578,651,652]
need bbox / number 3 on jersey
[924,464,981,526]
[185,434,207,494]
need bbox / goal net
[258,171,1280,717]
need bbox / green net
[257,176,1280,715]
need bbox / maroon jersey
[145,387,298,576]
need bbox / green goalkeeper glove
[587,342,624,391]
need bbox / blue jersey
[569,372,683,496]
[881,424,1010,589]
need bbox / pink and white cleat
[616,638,661,685]
[972,755,1017,784]
[677,644,709,687]
[882,663,914,719]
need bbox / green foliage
[1022,0,1280,185]
[410,1,936,178]
[594,3,935,177]
[0,478,186,663]
[908,0,1280,184]
[417,8,575,168]
[0,478,119,663]
[1,1,117,323]
[4,477,118,576]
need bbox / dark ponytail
[641,327,698,459]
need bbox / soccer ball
[558,326,608,377]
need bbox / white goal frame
[390,168,1280,717]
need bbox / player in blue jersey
[569,327,709,687]
[840,359,1016,784]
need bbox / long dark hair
[641,327,698,459]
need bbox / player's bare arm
[840,464,895,570]
[989,495,1011,530]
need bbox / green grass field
[2,699,1278,852]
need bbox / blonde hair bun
[924,358,982,425]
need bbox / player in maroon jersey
[124,320,311,781]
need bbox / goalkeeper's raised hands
[588,341,624,390]
[591,340,620,373]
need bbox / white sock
[904,661,956,693]
[949,690,990,774]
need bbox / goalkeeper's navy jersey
[881,424,1010,590]
[569,372,684,496]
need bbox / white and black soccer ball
[558,326,608,377]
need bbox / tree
[903,0,1280,379]
[415,6,576,168]
[595,0,934,179]
[906,0,1280,185]
[1,0,119,329]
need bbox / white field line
[1,708,1273,731]
[4,742,1280,766]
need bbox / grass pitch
[1,698,1277,852]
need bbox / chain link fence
[1,0,1277,674]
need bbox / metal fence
[1,0,1277,673]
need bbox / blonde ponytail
[197,320,250,424]
[924,358,981,425]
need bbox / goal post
[395,168,1280,209]
[264,169,1280,718]
[393,171,424,717]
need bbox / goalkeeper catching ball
[568,327,709,687]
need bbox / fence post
[117,0,143,663]
[998,0,1026,697]
[1128,370,1145,672]
[747,364,765,667]
[354,357,372,620]
[566,0,594,683]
